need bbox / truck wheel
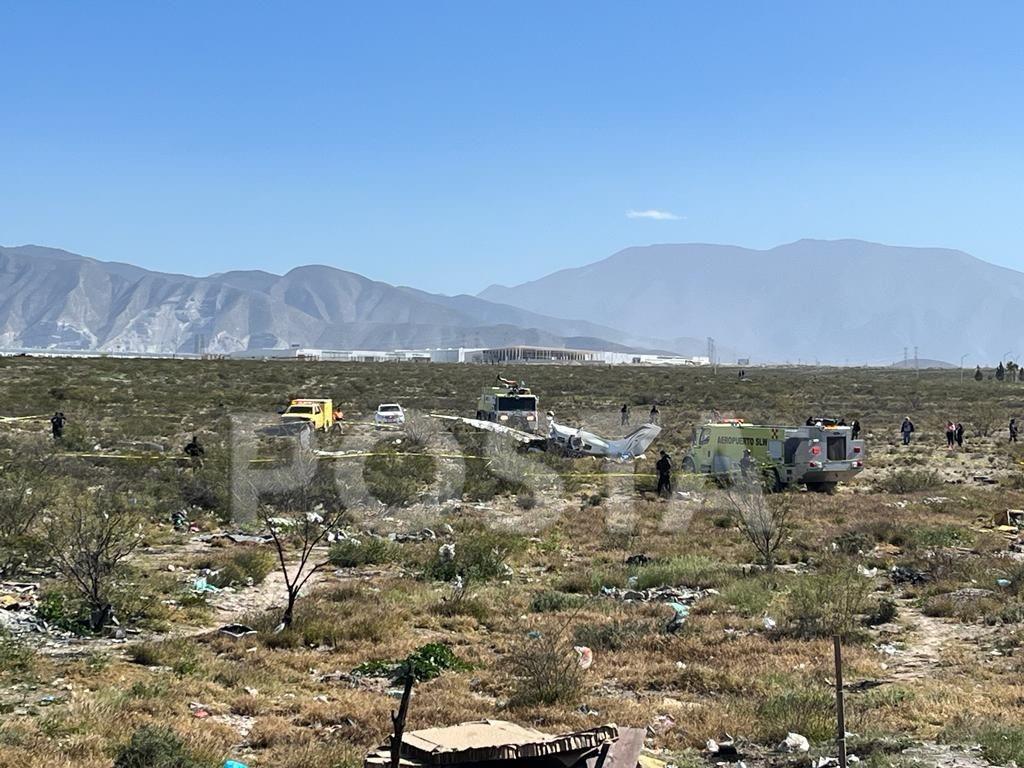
[764,468,783,493]
[682,456,696,473]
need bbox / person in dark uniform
[739,448,755,478]
[655,450,672,496]
[955,422,964,448]
[1011,418,1019,443]
[851,420,861,440]
[621,403,630,426]
[50,412,66,440]
[649,404,660,425]
[183,435,205,471]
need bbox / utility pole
[834,636,848,768]
[903,347,908,368]
[960,353,968,385]
[914,346,919,377]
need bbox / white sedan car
[374,403,406,427]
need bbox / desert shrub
[506,627,584,707]
[634,555,732,590]
[782,569,873,639]
[128,638,203,677]
[941,716,1024,766]
[555,566,628,594]
[353,641,471,682]
[530,590,586,613]
[425,526,523,582]
[0,629,34,674]
[876,469,944,493]
[363,447,436,506]
[573,618,653,651]
[329,537,398,568]
[864,597,898,626]
[35,588,90,634]
[204,547,275,588]
[716,576,782,617]
[113,725,206,768]
[834,530,872,556]
[757,684,835,743]
[516,492,537,510]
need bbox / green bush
[506,629,584,708]
[529,590,586,613]
[363,447,436,506]
[555,566,628,595]
[353,642,471,682]
[113,725,207,768]
[573,618,653,651]
[783,569,873,639]
[425,527,523,583]
[329,537,398,568]
[634,555,732,590]
[206,547,275,588]
[876,469,944,494]
[757,684,835,743]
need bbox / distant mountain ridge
[480,239,1024,363]
[0,245,656,354]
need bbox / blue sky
[2,2,1023,294]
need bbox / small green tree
[48,488,142,631]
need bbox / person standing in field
[621,403,630,426]
[1010,418,1019,443]
[655,450,672,496]
[649,404,660,425]
[851,419,861,440]
[945,421,956,449]
[900,416,915,445]
[955,422,964,448]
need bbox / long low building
[227,345,711,366]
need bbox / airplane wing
[428,414,544,445]
[604,423,662,459]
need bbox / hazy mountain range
[482,239,1024,364]
[0,245,689,355]
[2,239,1020,363]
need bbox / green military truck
[475,376,539,432]
[682,419,865,492]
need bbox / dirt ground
[2,359,1024,768]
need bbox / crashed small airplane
[430,412,661,461]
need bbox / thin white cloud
[626,209,684,221]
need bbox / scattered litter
[973,475,997,485]
[994,509,1024,527]
[573,646,593,670]
[876,643,897,656]
[648,715,675,735]
[922,496,951,505]
[390,528,437,543]
[666,603,689,633]
[219,624,257,638]
[857,565,879,578]
[889,565,928,585]
[197,532,274,545]
[705,735,740,760]
[762,616,777,631]
[778,732,809,753]
[192,576,220,593]
[996,578,1012,588]
[224,761,249,768]
[438,543,456,562]
[625,554,650,567]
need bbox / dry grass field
[2,358,1024,768]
